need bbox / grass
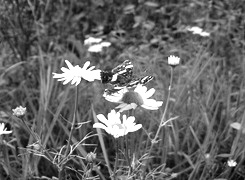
[0,0,244,179]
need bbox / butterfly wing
[111,60,133,75]
[100,71,114,84]
[101,60,133,86]
[126,75,154,88]
[104,75,154,96]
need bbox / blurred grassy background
[0,0,244,179]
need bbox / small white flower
[12,106,26,117]
[171,173,178,178]
[187,26,210,37]
[100,42,111,47]
[104,85,163,112]
[88,44,103,53]
[227,159,237,167]
[230,122,245,134]
[86,152,96,163]
[205,153,210,159]
[199,31,210,37]
[53,60,101,86]
[84,37,102,45]
[87,42,111,53]
[93,110,142,138]
[0,123,12,135]
[168,55,180,66]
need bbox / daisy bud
[12,106,26,117]
[168,55,180,67]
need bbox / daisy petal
[83,61,91,70]
[144,88,155,98]
[93,123,107,130]
[97,114,109,126]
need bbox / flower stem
[145,67,174,171]
[125,134,132,176]
[113,138,119,180]
[19,117,53,160]
[59,85,79,179]
[125,110,134,175]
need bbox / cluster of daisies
[52,55,180,139]
[3,52,238,169]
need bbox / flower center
[122,91,144,105]
[112,123,124,129]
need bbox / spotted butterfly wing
[104,75,154,96]
[100,60,133,87]
[126,75,154,88]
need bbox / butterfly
[100,60,133,87]
[101,60,154,95]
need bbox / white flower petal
[118,103,137,112]
[96,114,109,126]
[84,37,102,45]
[100,42,111,47]
[65,60,74,70]
[83,61,91,70]
[93,123,107,130]
[88,66,95,71]
[141,99,163,110]
[141,105,158,110]
[144,88,155,99]
[134,85,147,94]
[82,70,101,82]
[128,124,142,132]
[115,103,127,109]
[123,115,135,125]
[144,99,163,106]
[0,123,12,135]
[88,44,103,52]
[60,67,70,73]
[230,122,241,130]
[107,110,120,124]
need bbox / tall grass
[0,0,244,179]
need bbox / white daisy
[84,37,102,45]
[104,85,163,112]
[88,44,103,53]
[87,42,111,53]
[0,123,12,135]
[93,110,142,138]
[12,106,26,117]
[230,122,245,134]
[227,159,237,167]
[168,55,180,66]
[187,26,210,37]
[53,60,101,86]
[100,42,111,47]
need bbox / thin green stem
[65,85,78,156]
[21,118,38,142]
[152,67,173,143]
[125,134,132,175]
[19,117,53,160]
[126,110,134,175]
[144,67,174,171]
[113,138,119,180]
[59,85,79,179]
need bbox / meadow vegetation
[0,0,244,179]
